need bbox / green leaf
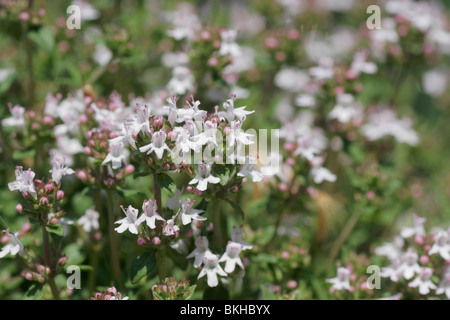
[167,248,188,271]
[130,251,156,284]
[156,173,176,195]
[185,285,197,300]
[28,26,55,54]
[12,149,36,160]
[224,199,245,219]
[260,285,277,300]
[46,224,64,237]
[152,290,164,300]
[133,170,152,178]
[203,283,229,300]
[24,284,45,300]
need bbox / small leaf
[24,284,45,300]
[224,199,245,219]
[185,285,197,300]
[46,224,64,237]
[157,173,176,195]
[12,149,36,160]
[130,251,156,284]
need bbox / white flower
[180,199,206,225]
[0,231,25,259]
[230,226,253,250]
[50,153,75,184]
[436,274,450,299]
[135,199,165,229]
[227,120,254,146]
[77,207,100,233]
[381,258,402,282]
[237,156,263,182]
[136,199,166,229]
[311,166,337,184]
[408,267,437,295]
[400,214,426,238]
[428,230,450,260]
[274,68,309,93]
[375,236,404,260]
[219,241,244,273]
[326,266,352,291]
[198,253,227,287]
[114,205,139,234]
[93,44,112,66]
[219,96,255,123]
[72,0,100,21]
[167,66,194,95]
[423,68,449,97]
[398,250,421,280]
[189,163,221,191]
[309,57,334,80]
[129,104,151,135]
[218,29,241,57]
[186,236,211,268]
[2,105,25,129]
[328,94,362,124]
[170,239,189,254]
[8,166,37,199]
[103,141,127,170]
[162,216,180,236]
[139,130,172,160]
[350,50,377,76]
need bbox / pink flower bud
[83,147,92,155]
[420,255,430,264]
[208,57,219,67]
[278,183,288,192]
[286,157,295,166]
[45,184,54,193]
[137,238,147,246]
[350,273,357,281]
[152,237,161,245]
[281,251,290,259]
[241,177,247,185]
[366,191,375,200]
[32,123,40,130]
[58,256,67,265]
[124,164,135,174]
[56,190,64,200]
[25,273,33,280]
[287,280,297,289]
[414,235,425,246]
[265,37,278,49]
[161,285,168,292]
[40,197,49,205]
[201,31,211,40]
[16,204,23,213]
[79,114,88,124]
[100,141,108,149]
[283,142,296,152]
[19,12,30,21]
[167,131,176,140]
[77,171,87,181]
[223,126,231,135]
[298,248,306,255]
[186,186,193,193]
[287,29,300,40]
[42,115,54,125]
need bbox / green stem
[106,189,125,292]
[153,171,167,281]
[212,200,223,250]
[42,225,60,300]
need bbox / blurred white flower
[115,205,139,234]
[78,207,100,233]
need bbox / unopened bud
[16,204,23,213]
[152,237,161,245]
[40,197,49,205]
[56,190,64,200]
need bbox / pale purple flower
[2,105,25,129]
[180,199,206,225]
[162,216,180,236]
[103,141,127,170]
[139,130,172,160]
[398,250,421,280]
[230,226,253,250]
[50,153,75,184]
[326,266,352,291]
[186,236,211,268]
[77,207,100,233]
[237,156,263,182]
[189,163,220,191]
[219,241,244,273]
[400,214,426,238]
[198,253,227,287]
[114,205,139,234]
[428,230,450,260]
[219,96,255,123]
[0,231,25,258]
[8,166,37,199]
[136,199,165,229]
[408,267,437,295]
